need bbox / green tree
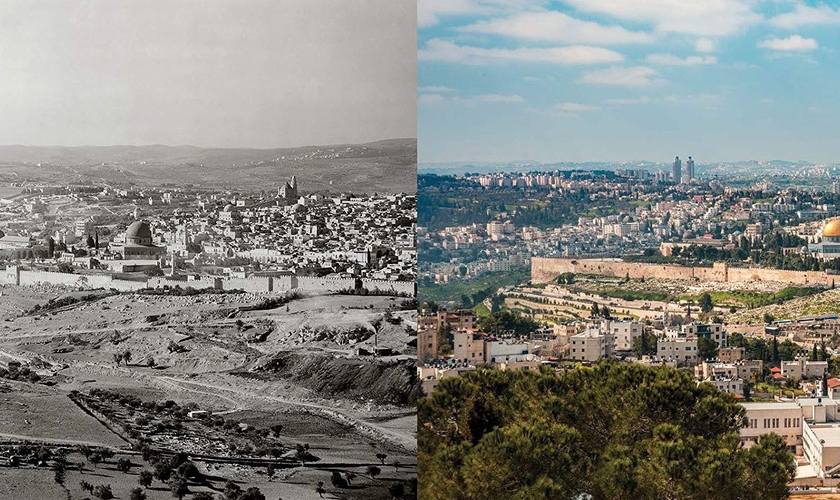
[437,324,453,356]
[633,331,658,357]
[697,336,718,361]
[418,363,795,500]
[698,292,713,314]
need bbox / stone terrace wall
[532,257,835,286]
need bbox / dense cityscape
[418,159,840,493]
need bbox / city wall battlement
[1,266,414,296]
[531,258,835,287]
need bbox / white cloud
[694,38,716,53]
[645,54,717,66]
[562,0,761,37]
[470,94,524,103]
[460,10,654,45]
[554,102,600,111]
[418,38,624,65]
[418,94,448,106]
[769,3,840,29]
[757,35,818,52]
[418,85,459,93]
[579,66,662,86]
[605,96,652,105]
[418,0,549,28]
[417,0,486,29]
[418,93,524,106]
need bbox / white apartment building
[569,330,614,362]
[781,355,829,380]
[704,377,743,396]
[741,402,803,452]
[657,338,699,366]
[607,320,644,352]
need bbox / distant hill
[0,138,417,193]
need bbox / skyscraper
[685,156,695,183]
[672,156,682,183]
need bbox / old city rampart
[1,266,414,296]
[531,257,836,286]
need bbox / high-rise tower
[672,156,682,183]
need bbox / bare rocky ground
[0,284,418,499]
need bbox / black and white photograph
[0,1,417,499]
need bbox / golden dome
[823,219,840,238]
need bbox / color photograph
[417,1,840,498]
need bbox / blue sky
[418,0,840,164]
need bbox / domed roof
[126,220,152,240]
[823,219,840,238]
[223,204,234,212]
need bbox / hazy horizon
[0,137,416,150]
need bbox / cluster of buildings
[420,166,840,287]
[740,384,840,483]
[0,177,417,284]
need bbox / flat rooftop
[807,423,840,449]
[740,402,800,411]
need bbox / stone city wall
[360,279,415,296]
[222,276,274,293]
[146,277,222,290]
[1,266,413,296]
[532,258,835,286]
[0,267,145,291]
[295,276,358,292]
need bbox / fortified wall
[1,266,145,291]
[531,258,835,287]
[361,279,416,296]
[1,266,414,296]
[295,276,358,292]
